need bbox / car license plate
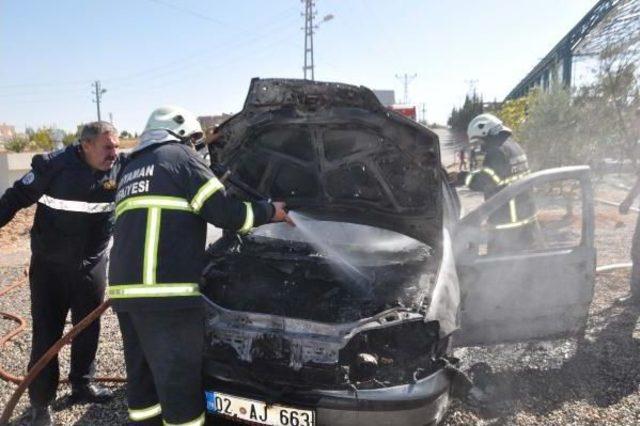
[205,391,315,426]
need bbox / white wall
[0,151,39,195]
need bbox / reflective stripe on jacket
[465,138,536,229]
[0,145,124,266]
[108,142,274,312]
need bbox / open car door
[453,166,596,346]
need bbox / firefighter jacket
[465,137,536,229]
[108,141,275,312]
[0,145,123,267]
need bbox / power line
[107,28,304,99]
[395,73,417,105]
[106,22,302,98]
[0,5,299,95]
[144,0,230,26]
[0,80,90,90]
[1,11,301,103]
[465,79,479,95]
[103,10,301,87]
[92,81,107,121]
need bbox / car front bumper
[203,361,451,426]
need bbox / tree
[509,36,639,172]
[495,92,535,139]
[31,127,54,151]
[576,38,640,168]
[447,91,484,134]
[63,132,77,146]
[120,130,132,139]
[4,135,30,153]
[519,88,580,170]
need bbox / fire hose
[0,273,125,425]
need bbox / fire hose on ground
[0,275,124,425]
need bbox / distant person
[454,113,537,253]
[0,122,123,426]
[458,148,468,171]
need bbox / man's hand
[620,198,633,215]
[448,171,468,187]
[204,126,222,145]
[271,201,295,226]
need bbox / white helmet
[467,113,511,142]
[135,105,203,152]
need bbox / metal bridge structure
[505,0,640,100]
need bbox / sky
[0,0,598,133]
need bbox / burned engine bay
[205,222,438,322]
[202,222,447,389]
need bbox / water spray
[286,211,374,297]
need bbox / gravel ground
[0,208,128,425]
[1,176,640,425]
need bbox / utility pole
[109,113,114,124]
[420,103,427,124]
[92,81,107,121]
[302,0,316,80]
[464,79,478,96]
[395,73,417,105]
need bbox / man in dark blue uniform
[0,122,122,425]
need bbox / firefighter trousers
[487,222,540,254]
[117,307,205,425]
[28,255,106,406]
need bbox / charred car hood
[212,78,443,245]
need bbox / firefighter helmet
[135,106,203,152]
[467,113,512,142]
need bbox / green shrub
[4,136,30,153]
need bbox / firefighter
[457,113,537,253]
[0,122,122,426]
[108,106,291,426]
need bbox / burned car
[201,78,596,425]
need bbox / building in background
[0,123,16,143]
[374,90,418,121]
[373,90,396,107]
